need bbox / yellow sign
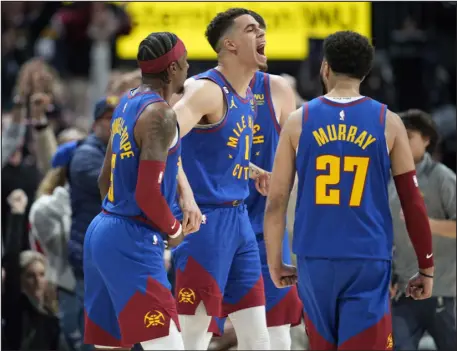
[117,2,371,60]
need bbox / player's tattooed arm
[134,104,183,239]
[173,78,223,137]
[98,134,113,200]
[136,104,177,161]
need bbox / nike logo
[426,253,433,259]
[171,221,176,229]
[436,307,445,313]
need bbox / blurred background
[1,2,455,351]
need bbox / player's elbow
[265,196,287,217]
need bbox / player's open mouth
[256,44,266,56]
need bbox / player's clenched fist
[406,270,434,300]
[269,263,298,289]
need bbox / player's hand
[255,172,271,196]
[179,195,203,235]
[269,263,297,289]
[406,270,434,300]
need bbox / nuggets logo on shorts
[178,288,196,304]
[386,333,393,349]
[144,310,165,328]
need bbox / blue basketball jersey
[293,96,393,260]
[181,69,256,204]
[102,89,181,217]
[245,72,281,234]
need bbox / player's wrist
[168,221,182,239]
[268,258,283,270]
[419,266,434,277]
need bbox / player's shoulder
[268,73,294,94]
[283,105,304,132]
[281,106,304,149]
[182,76,224,103]
[137,100,176,126]
[385,108,404,131]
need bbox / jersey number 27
[315,155,369,207]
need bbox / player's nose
[256,27,265,38]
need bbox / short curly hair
[323,31,374,80]
[205,8,251,52]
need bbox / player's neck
[139,82,173,103]
[216,61,256,98]
[326,80,362,98]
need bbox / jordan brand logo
[230,96,237,109]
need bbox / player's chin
[255,53,268,71]
[258,62,268,72]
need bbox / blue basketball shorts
[172,204,265,317]
[83,213,179,347]
[297,257,393,350]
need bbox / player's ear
[168,62,178,74]
[222,37,237,53]
[323,61,330,79]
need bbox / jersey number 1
[315,155,369,207]
[107,154,117,202]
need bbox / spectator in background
[2,58,69,243]
[49,2,131,118]
[107,68,142,97]
[388,109,456,350]
[66,96,117,351]
[1,2,61,110]
[2,189,60,350]
[30,134,85,351]
[2,97,27,168]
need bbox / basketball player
[207,11,303,350]
[171,8,271,350]
[264,31,434,350]
[83,32,197,350]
